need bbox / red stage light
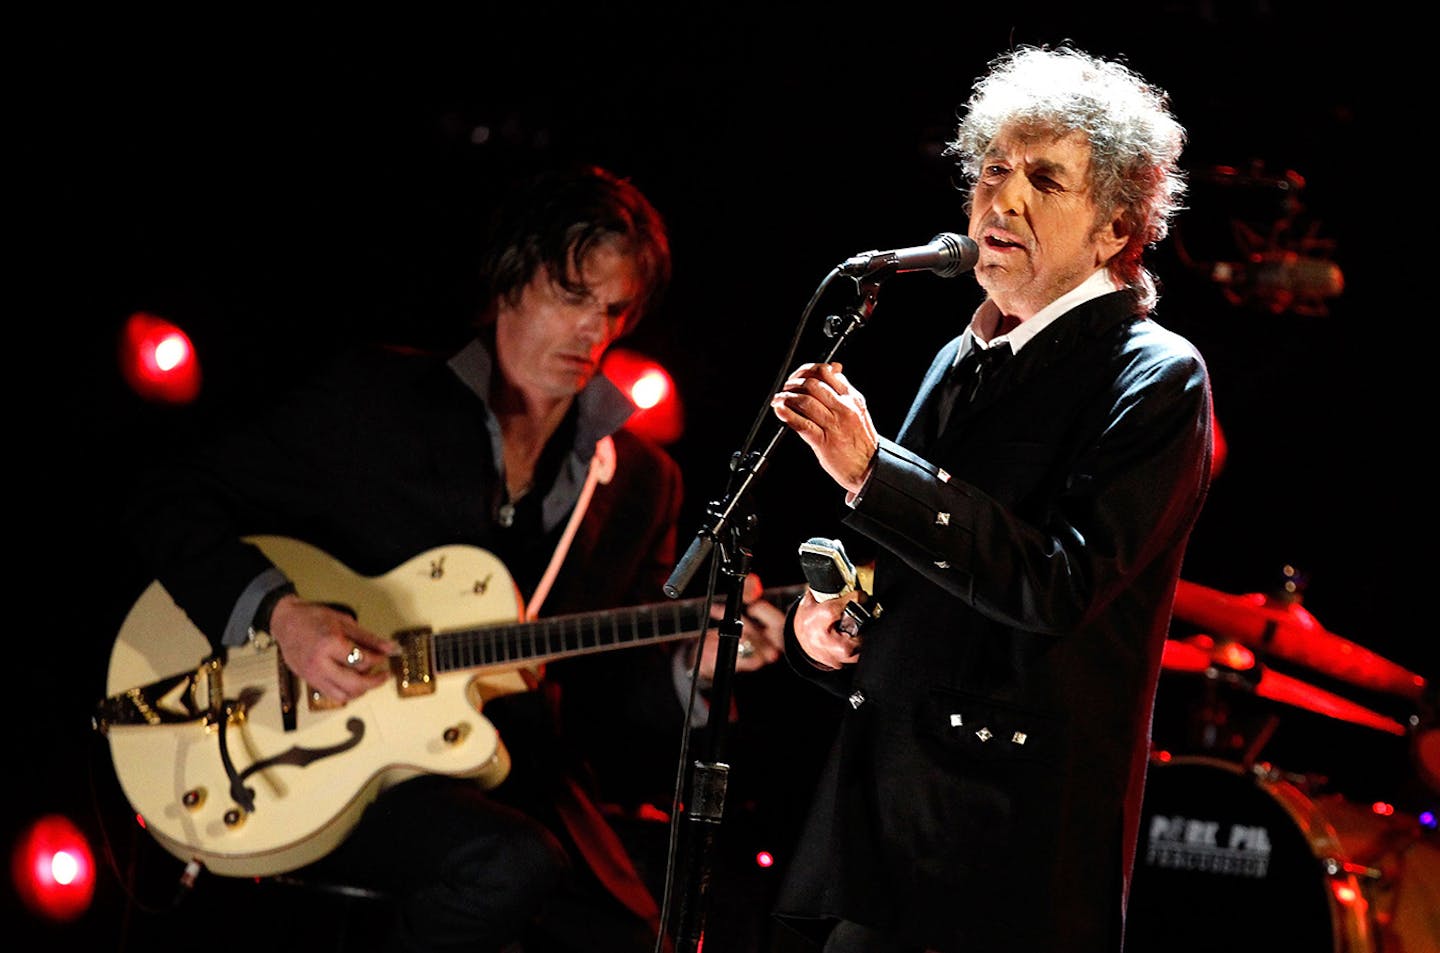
[11,814,96,922]
[754,850,775,868]
[602,348,684,445]
[119,311,202,404]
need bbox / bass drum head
[1126,756,1372,953]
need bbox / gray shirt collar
[448,337,635,531]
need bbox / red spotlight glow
[120,311,202,404]
[1210,407,1228,478]
[1330,878,1364,909]
[629,368,670,410]
[755,850,775,868]
[11,814,96,922]
[602,348,684,445]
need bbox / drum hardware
[1169,573,1437,794]
[1161,633,1409,737]
[1172,578,1427,703]
[1327,856,1384,882]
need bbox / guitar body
[103,537,527,877]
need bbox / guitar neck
[431,585,804,672]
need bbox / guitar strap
[523,435,671,944]
[524,434,615,622]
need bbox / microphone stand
[661,268,886,952]
[664,270,883,600]
[671,520,751,952]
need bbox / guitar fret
[502,625,522,663]
[427,585,805,671]
[519,622,536,660]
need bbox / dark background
[12,4,1424,950]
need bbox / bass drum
[1126,756,1378,953]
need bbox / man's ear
[1095,208,1131,265]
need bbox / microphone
[797,537,881,632]
[1210,252,1344,314]
[1247,254,1344,298]
[798,537,860,601]
[838,232,979,279]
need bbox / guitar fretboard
[431,586,803,671]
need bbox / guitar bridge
[395,628,435,697]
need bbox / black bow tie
[930,341,1013,438]
[955,341,1012,401]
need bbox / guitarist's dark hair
[475,162,672,337]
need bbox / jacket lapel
[897,337,962,451]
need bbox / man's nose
[574,306,615,344]
[993,173,1029,216]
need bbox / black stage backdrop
[13,5,1418,951]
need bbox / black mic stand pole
[662,270,885,953]
[671,518,752,952]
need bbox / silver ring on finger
[345,645,365,667]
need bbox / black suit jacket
[776,289,1213,952]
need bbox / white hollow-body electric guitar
[96,535,799,878]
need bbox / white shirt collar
[960,268,1124,362]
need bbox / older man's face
[968,126,1128,320]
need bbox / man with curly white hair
[770,45,1213,952]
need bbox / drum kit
[1126,574,1440,952]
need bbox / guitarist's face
[495,240,643,403]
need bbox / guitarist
[116,161,787,952]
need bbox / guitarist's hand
[268,595,398,703]
[792,588,864,671]
[694,572,787,680]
